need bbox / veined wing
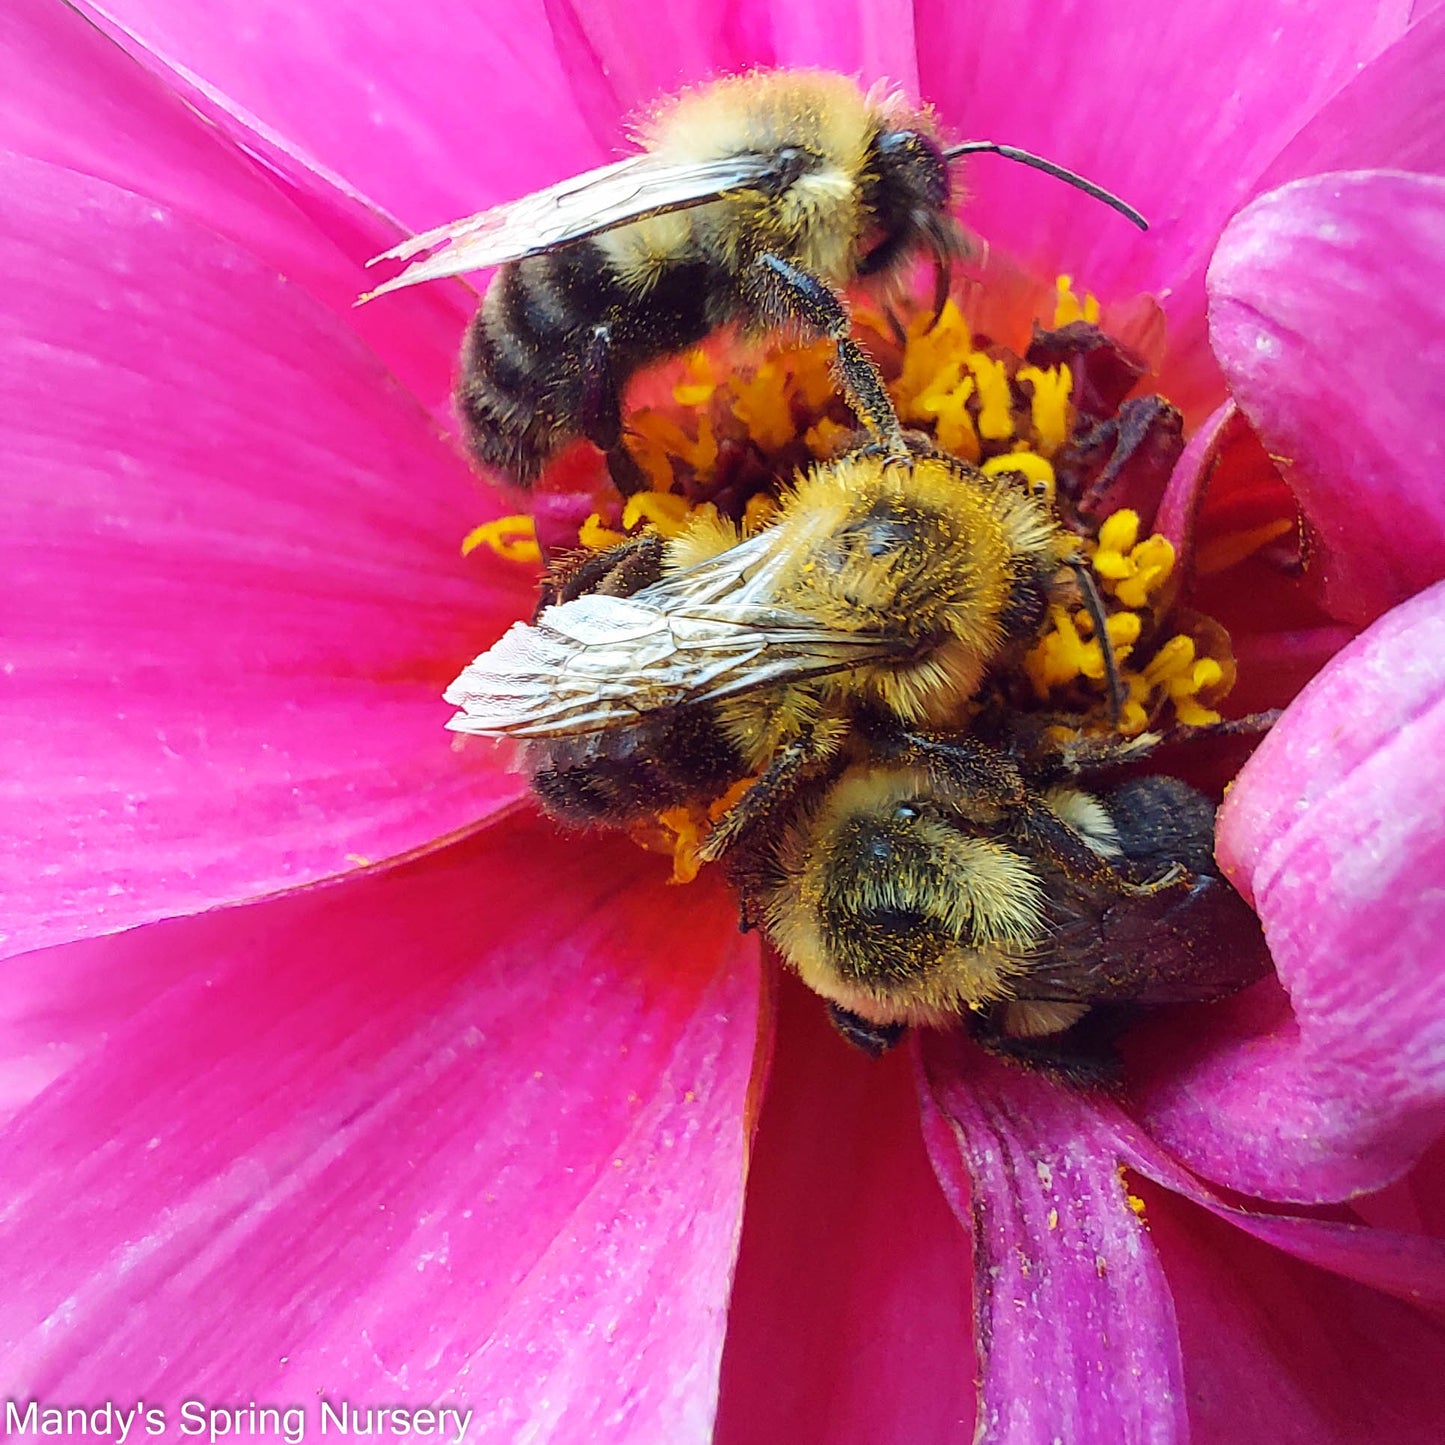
[361,151,776,300]
[445,529,907,738]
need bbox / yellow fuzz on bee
[464,280,1239,878]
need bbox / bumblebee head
[858,128,963,287]
[763,766,1045,1026]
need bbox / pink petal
[1207,170,1445,625]
[1,152,534,959]
[543,0,924,146]
[1082,1079,1445,1311]
[715,976,975,1445]
[1155,400,1237,562]
[0,816,763,1441]
[763,0,921,94]
[84,0,612,228]
[1257,5,1445,187]
[1134,583,1445,1202]
[2,0,470,422]
[920,1039,1188,1445]
[915,0,1409,325]
[522,1,767,148]
[1144,1180,1445,1444]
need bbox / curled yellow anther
[460,514,541,565]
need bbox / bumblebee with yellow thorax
[364,69,1143,497]
[668,448,1075,774]
[752,759,1269,1048]
[601,71,887,301]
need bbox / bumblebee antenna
[943,141,1148,231]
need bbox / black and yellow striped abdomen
[456,242,721,485]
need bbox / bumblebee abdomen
[457,243,720,484]
[528,705,743,826]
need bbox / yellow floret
[1015,363,1073,457]
[1054,275,1100,327]
[460,514,542,565]
[981,450,1056,500]
[622,490,692,538]
[1091,511,1176,609]
[578,513,627,550]
[967,354,1015,441]
[671,349,716,407]
[730,358,796,450]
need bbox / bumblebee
[444,441,1078,835]
[363,69,1145,494]
[742,740,1270,1056]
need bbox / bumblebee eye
[893,803,920,822]
[875,129,950,210]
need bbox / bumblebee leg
[696,726,838,863]
[868,720,1147,893]
[994,714,1162,781]
[967,1006,1124,1088]
[537,530,667,612]
[753,253,908,458]
[579,322,649,497]
[1001,707,1282,785]
[1162,709,1283,744]
[826,1003,908,1056]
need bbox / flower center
[467,278,1255,878]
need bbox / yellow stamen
[1195,517,1295,576]
[894,300,972,409]
[967,354,1015,441]
[1091,512,1176,610]
[981,450,1056,500]
[625,428,677,493]
[730,358,797,450]
[657,775,757,883]
[804,415,854,457]
[621,490,693,538]
[657,806,707,884]
[460,514,541,565]
[578,513,627,550]
[786,339,840,411]
[1054,275,1100,327]
[672,349,716,407]
[932,381,982,461]
[1015,364,1073,458]
[1097,509,1141,555]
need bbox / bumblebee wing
[361,151,778,299]
[445,528,907,738]
[1016,871,1270,1004]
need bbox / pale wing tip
[357,248,494,304]
[355,273,414,305]
[445,710,497,735]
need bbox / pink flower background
[3,0,1445,1440]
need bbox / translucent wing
[445,528,910,738]
[361,151,777,300]
[1015,871,1269,1003]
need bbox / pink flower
[3,1,1445,1440]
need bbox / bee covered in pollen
[361,69,1145,498]
[441,430,1082,858]
[734,728,1273,1057]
